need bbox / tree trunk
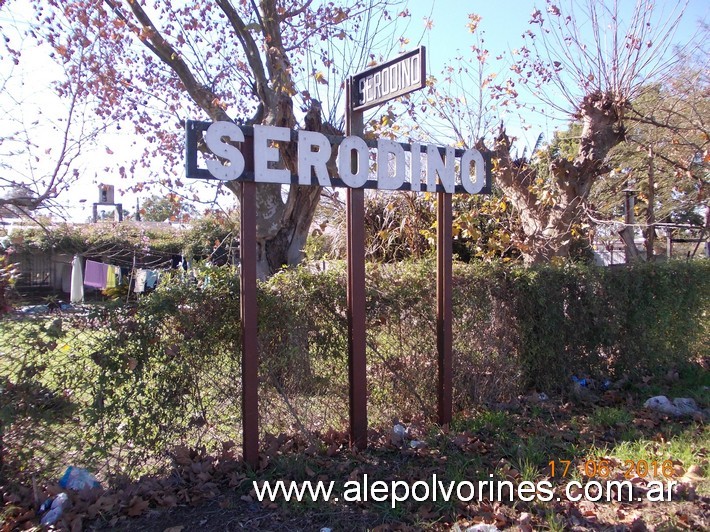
[255,184,321,279]
[106,0,333,278]
[492,91,626,264]
[223,97,335,278]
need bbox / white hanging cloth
[70,255,84,304]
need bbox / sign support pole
[437,192,453,426]
[346,78,368,449]
[240,180,259,468]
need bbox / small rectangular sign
[351,47,426,112]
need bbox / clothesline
[71,255,190,303]
[77,244,178,270]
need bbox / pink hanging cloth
[84,260,108,289]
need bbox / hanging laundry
[133,269,147,293]
[70,255,84,304]
[145,270,159,289]
[84,260,108,289]
[61,262,72,294]
[105,265,118,289]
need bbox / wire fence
[1,259,708,489]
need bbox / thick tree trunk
[256,184,321,279]
[116,0,332,278]
[493,91,626,264]
[223,163,321,278]
[223,97,335,278]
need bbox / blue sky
[409,0,707,79]
[401,0,708,148]
[1,0,707,221]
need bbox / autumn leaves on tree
[27,0,402,275]
[8,0,707,268]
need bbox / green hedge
[2,259,707,482]
[456,260,710,392]
[258,259,709,417]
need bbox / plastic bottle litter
[38,498,53,514]
[572,376,588,387]
[465,524,499,532]
[672,397,700,416]
[40,493,69,526]
[644,396,703,417]
[391,423,408,446]
[59,466,101,491]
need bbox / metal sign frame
[185,49,492,466]
[351,47,426,112]
[184,120,491,195]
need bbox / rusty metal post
[437,192,453,426]
[240,180,259,468]
[346,78,368,449]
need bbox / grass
[641,362,710,404]
[610,430,705,466]
[516,457,542,482]
[266,454,325,483]
[583,424,710,496]
[589,406,633,428]
[451,409,513,435]
[442,453,483,484]
[544,510,567,532]
[2,280,709,530]
[515,435,549,465]
[5,379,710,530]
[612,427,709,491]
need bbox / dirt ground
[3,387,709,531]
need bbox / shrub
[86,265,241,464]
[0,253,18,314]
[1,258,707,483]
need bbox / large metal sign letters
[186,122,490,194]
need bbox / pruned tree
[408,0,698,264]
[21,0,406,276]
[494,0,700,263]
